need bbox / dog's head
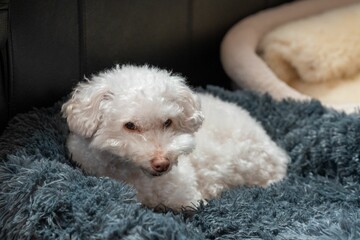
[62,65,204,177]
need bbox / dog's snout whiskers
[139,134,148,142]
[106,139,121,147]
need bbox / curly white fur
[62,65,289,211]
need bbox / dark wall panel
[9,0,79,115]
[84,0,190,77]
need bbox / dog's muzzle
[150,157,170,173]
[141,168,169,177]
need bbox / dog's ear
[172,76,204,133]
[62,81,113,138]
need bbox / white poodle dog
[62,65,289,211]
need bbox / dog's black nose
[151,157,170,173]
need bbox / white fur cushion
[221,0,360,113]
[259,3,360,84]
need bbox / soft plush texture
[259,3,360,105]
[1,86,360,239]
[259,3,360,84]
[221,0,360,113]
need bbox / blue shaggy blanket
[1,86,360,239]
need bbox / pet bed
[221,0,360,113]
[1,86,360,239]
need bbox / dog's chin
[141,168,169,178]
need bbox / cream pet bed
[221,0,360,113]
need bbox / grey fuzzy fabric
[1,86,360,239]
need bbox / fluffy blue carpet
[1,86,360,239]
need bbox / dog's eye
[124,122,137,131]
[163,119,172,128]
